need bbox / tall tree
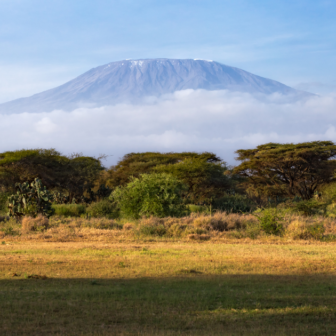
[233,141,336,200]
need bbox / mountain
[0,59,311,113]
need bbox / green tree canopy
[111,173,187,219]
[153,158,231,204]
[0,149,105,201]
[104,152,222,189]
[233,141,336,200]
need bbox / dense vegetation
[1,141,336,223]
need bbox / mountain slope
[0,59,310,113]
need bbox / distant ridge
[0,59,311,113]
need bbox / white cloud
[0,90,336,167]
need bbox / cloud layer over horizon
[0,89,336,167]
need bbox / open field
[1,239,336,335]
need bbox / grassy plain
[1,239,336,335]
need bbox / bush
[0,217,20,236]
[255,208,284,236]
[22,215,49,233]
[326,203,336,218]
[86,199,118,219]
[52,204,86,217]
[139,223,167,237]
[287,220,325,240]
[111,173,187,219]
[0,192,9,215]
[322,182,336,203]
[187,204,208,214]
[290,199,325,216]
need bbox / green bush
[86,199,118,219]
[139,224,167,237]
[0,217,20,236]
[0,192,9,215]
[187,204,208,214]
[306,223,325,239]
[291,199,325,216]
[52,204,86,217]
[322,182,336,203]
[111,173,187,219]
[255,208,284,236]
[326,203,336,218]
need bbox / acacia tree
[154,158,231,204]
[103,152,222,188]
[233,141,336,200]
[0,149,105,202]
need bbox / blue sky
[0,0,335,103]
[0,0,336,164]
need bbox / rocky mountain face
[0,59,310,113]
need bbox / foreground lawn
[1,241,336,335]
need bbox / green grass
[52,204,86,217]
[1,275,335,335]
[1,241,336,335]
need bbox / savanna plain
[2,145,336,335]
[1,214,336,336]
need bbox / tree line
[1,141,336,217]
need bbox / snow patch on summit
[194,59,213,62]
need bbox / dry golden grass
[1,212,336,244]
[21,214,49,233]
[1,240,336,279]
[2,213,336,335]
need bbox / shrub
[188,234,211,241]
[139,224,167,237]
[322,182,336,203]
[123,223,134,231]
[290,199,325,216]
[82,218,122,230]
[137,217,167,237]
[255,208,284,236]
[22,215,49,233]
[0,192,9,215]
[86,199,118,219]
[192,212,257,232]
[244,220,262,239]
[0,217,20,236]
[187,204,208,214]
[111,173,187,219]
[326,203,336,218]
[52,204,86,217]
[287,220,325,240]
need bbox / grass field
[1,239,336,335]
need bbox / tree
[233,141,336,200]
[103,152,221,189]
[0,149,105,202]
[153,158,231,204]
[0,149,65,189]
[111,173,187,219]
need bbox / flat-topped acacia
[233,141,336,200]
